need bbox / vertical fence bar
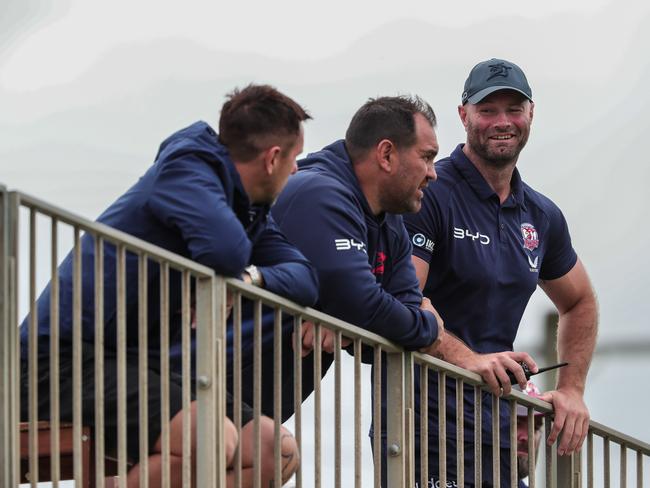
[181,270,192,488]
[492,393,500,488]
[546,414,557,488]
[49,218,61,487]
[196,275,218,488]
[587,432,594,488]
[404,353,414,488]
[0,188,20,487]
[604,437,610,488]
[557,450,575,488]
[28,208,38,486]
[273,308,283,488]
[528,408,536,488]
[510,400,517,487]
[253,299,262,488]
[159,261,171,488]
[353,337,361,488]
[474,386,482,487]
[115,244,127,488]
[72,227,83,487]
[94,237,106,488]
[386,352,405,487]
[373,346,382,488]
[620,444,627,488]
[232,291,242,488]
[293,316,303,488]
[637,450,642,488]
[438,371,446,487]
[456,378,464,487]
[137,253,149,488]
[335,331,342,488]
[314,324,322,488]
[420,365,428,488]
[216,278,227,488]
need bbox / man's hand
[292,321,352,357]
[538,386,590,455]
[419,297,445,355]
[458,350,538,396]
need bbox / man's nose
[494,110,512,128]
[426,163,437,181]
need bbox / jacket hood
[154,121,249,210]
[298,139,373,216]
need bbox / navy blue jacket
[231,140,439,421]
[20,121,318,362]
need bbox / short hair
[219,84,311,161]
[345,95,436,162]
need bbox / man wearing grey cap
[402,58,598,486]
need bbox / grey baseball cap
[461,58,533,105]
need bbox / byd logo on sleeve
[453,227,490,245]
[412,233,435,252]
[334,238,367,253]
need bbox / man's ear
[529,101,535,124]
[458,104,469,129]
[375,139,394,173]
[262,145,282,175]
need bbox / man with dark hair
[20,84,317,487]
[234,96,444,445]
[404,58,598,486]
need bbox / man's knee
[225,417,239,466]
[259,417,299,483]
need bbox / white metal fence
[1,184,649,487]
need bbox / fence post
[557,451,581,488]
[0,186,19,487]
[386,352,407,487]
[196,274,227,487]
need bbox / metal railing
[1,184,649,487]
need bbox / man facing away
[404,58,598,485]
[19,84,318,487]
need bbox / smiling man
[403,59,598,486]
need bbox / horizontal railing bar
[589,421,650,455]
[413,352,559,414]
[225,279,403,352]
[15,191,214,277]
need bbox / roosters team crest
[520,223,539,251]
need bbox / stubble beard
[380,165,423,215]
[466,123,529,169]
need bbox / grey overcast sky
[0,0,619,91]
[3,0,650,484]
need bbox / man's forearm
[555,294,598,394]
[421,331,474,365]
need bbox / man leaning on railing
[232,95,446,451]
[19,84,317,487]
[404,57,599,486]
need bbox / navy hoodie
[20,121,318,362]
[231,140,439,421]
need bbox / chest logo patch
[520,223,539,251]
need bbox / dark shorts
[20,344,254,464]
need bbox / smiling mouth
[490,134,515,140]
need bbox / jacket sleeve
[250,216,319,307]
[147,153,252,276]
[272,181,438,350]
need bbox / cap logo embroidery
[487,62,512,81]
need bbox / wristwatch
[244,265,263,287]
